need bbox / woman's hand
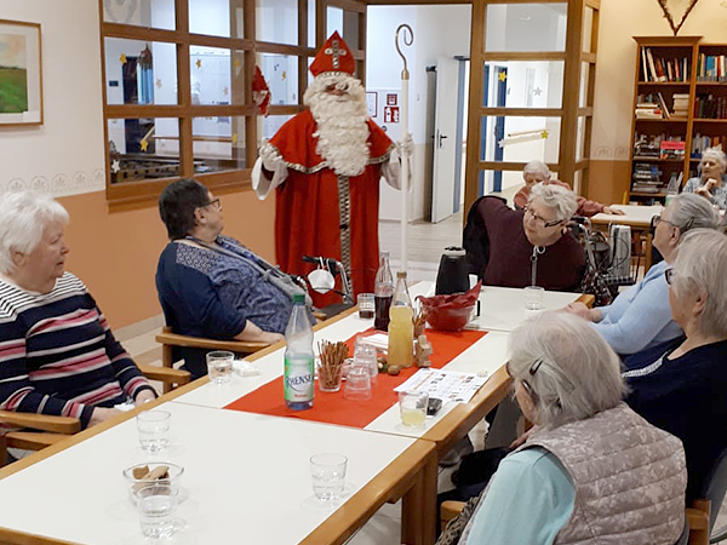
[696,178,718,200]
[563,302,601,322]
[602,206,625,216]
[134,389,156,406]
[89,407,122,426]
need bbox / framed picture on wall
[0,19,43,126]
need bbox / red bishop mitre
[309,31,356,77]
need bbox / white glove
[397,133,414,158]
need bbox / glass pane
[190,47,246,105]
[308,57,315,85]
[256,0,298,45]
[482,61,563,108]
[103,0,175,30]
[579,62,590,108]
[258,54,299,105]
[189,0,244,38]
[193,116,246,173]
[107,117,180,183]
[576,116,587,161]
[308,0,316,48]
[327,6,343,37]
[480,115,561,164]
[258,114,294,143]
[573,169,583,194]
[485,4,567,52]
[343,10,361,50]
[582,7,594,53]
[104,39,177,105]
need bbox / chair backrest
[462,196,507,280]
[701,447,727,532]
[675,516,689,545]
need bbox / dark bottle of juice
[374,252,394,330]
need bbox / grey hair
[507,311,626,429]
[698,147,727,172]
[0,191,69,275]
[523,160,550,179]
[671,229,727,338]
[667,192,720,233]
[527,182,578,221]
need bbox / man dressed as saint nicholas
[251,31,410,308]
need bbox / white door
[431,56,460,223]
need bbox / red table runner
[224,329,487,429]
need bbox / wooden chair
[154,326,270,392]
[0,364,190,467]
[685,448,727,545]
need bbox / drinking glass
[357,293,375,319]
[206,350,234,384]
[135,482,179,538]
[310,453,347,502]
[353,338,378,386]
[137,410,171,453]
[343,366,372,401]
[398,390,429,428]
[523,285,545,311]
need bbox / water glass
[135,482,178,538]
[137,410,171,453]
[206,350,234,384]
[343,366,372,401]
[523,285,545,311]
[310,453,347,502]
[357,293,375,319]
[353,338,378,386]
[399,390,429,428]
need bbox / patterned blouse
[683,176,727,209]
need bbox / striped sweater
[0,272,154,428]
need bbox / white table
[0,401,435,545]
[590,204,663,227]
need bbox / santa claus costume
[251,31,405,307]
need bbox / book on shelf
[691,134,727,157]
[660,140,685,160]
[640,47,690,82]
[697,53,727,82]
[672,93,690,117]
[694,94,727,119]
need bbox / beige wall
[588,0,727,203]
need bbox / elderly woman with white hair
[513,159,624,216]
[682,147,727,209]
[566,193,720,363]
[0,191,155,430]
[625,229,727,503]
[441,312,686,545]
[464,183,585,291]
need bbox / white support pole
[395,24,413,274]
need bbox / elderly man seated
[566,193,720,363]
[513,160,623,217]
[0,192,155,431]
[465,183,585,291]
[156,179,288,378]
[625,229,727,504]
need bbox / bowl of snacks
[417,281,481,332]
[122,462,184,504]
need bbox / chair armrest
[155,331,269,354]
[0,410,81,434]
[137,364,191,385]
[441,500,466,524]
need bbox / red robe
[269,109,393,307]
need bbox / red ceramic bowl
[422,303,475,331]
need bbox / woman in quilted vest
[455,311,686,545]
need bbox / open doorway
[367,4,471,277]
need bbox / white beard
[304,74,370,177]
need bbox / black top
[625,339,727,502]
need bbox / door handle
[438,133,448,148]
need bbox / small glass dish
[122,461,184,505]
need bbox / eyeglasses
[201,198,221,210]
[523,207,563,228]
[505,359,543,399]
[664,267,674,285]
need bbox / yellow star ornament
[196,58,202,69]
[498,71,507,82]
[140,139,149,152]
[232,133,238,145]
[541,130,549,139]
[120,54,127,65]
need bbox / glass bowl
[122,461,184,505]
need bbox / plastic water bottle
[388,271,414,368]
[284,294,314,410]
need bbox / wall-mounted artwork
[0,20,42,126]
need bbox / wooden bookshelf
[628,37,727,203]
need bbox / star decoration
[111,159,121,173]
[196,58,202,69]
[533,86,543,96]
[156,78,163,89]
[282,70,287,81]
[140,139,149,152]
[541,130,549,139]
[498,71,507,82]
[234,59,241,68]
[120,54,127,65]
[232,133,238,145]
[223,86,229,96]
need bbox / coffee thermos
[435,247,470,295]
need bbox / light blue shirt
[463,448,575,545]
[592,260,683,355]
[683,176,727,210]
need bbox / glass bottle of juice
[387,271,413,368]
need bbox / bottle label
[284,355,314,403]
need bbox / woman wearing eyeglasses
[682,147,727,210]
[565,193,720,364]
[624,229,727,504]
[445,311,686,545]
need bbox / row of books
[694,94,727,119]
[633,133,685,158]
[640,48,689,82]
[632,162,664,193]
[696,54,727,82]
[635,93,689,119]
[691,135,727,157]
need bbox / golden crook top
[395,24,413,80]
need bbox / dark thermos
[435,247,470,295]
